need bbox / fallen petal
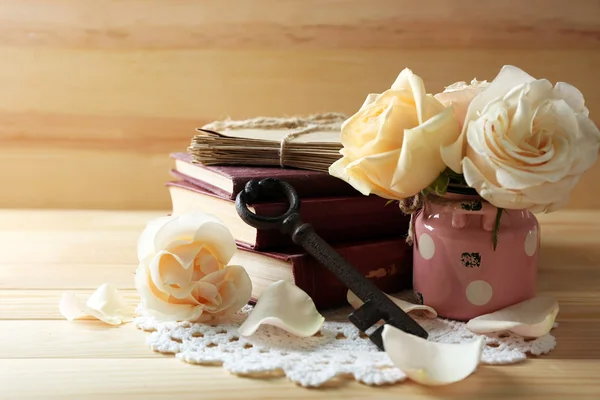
[59,283,134,326]
[466,296,559,338]
[58,291,86,321]
[238,280,324,337]
[347,291,437,318]
[382,325,483,386]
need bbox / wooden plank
[0,0,598,50]
[0,211,160,262]
[0,230,141,264]
[0,264,138,289]
[0,149,175,209]
[0,112,202,152]
[540,321,600,360]
[536,269,600,293]
[0,209,164,231]
[0,320,159,359]
[0,289,140,320]
[0,49,598,121]
[1,319,596,360]
[1,288,597,321]
[1,358,599,400]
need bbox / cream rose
[434,79,489,130]
[329,68,460,200]
[442,65,600,212]
[135,213,252,322]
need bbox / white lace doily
[135,302,557,387]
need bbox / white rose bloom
[135,213,252,322]
[442,65,600,212]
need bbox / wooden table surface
[1,209,599,399]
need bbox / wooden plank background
[1,0,599,210]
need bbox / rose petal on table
[466,296,559,338]
[347,291,437,318]
[58,291,87,321]
[59,283,134,325]
[382,325,483,386]
[85,283,135,324]
[238,280,324,337]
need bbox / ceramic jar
[412,192,539,321]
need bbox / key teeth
[368,322,427,352]
[368,325,386,351]
[348,313,371,332]
[348,301,384,332]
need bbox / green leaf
[441,167,464,179]
[431,173,450,196]
[492,208,504,251]
[421,173,450,198]
[440,168,468,188]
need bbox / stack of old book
[167,152,413,309]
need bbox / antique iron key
[235,178,428,350]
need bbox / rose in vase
[440,65,600,212]
[329,68,461,200]
[434,79,489,131]
[135,213,252,322]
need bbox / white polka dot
[418,233,435,260]
[524,228,538,257]
[465,280,493,306]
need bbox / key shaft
[281,213,428,343]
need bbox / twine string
[278,125,321,167]
[398,193,424,246]
[201,112,347,132]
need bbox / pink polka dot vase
[412,192,539,321]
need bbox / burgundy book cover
[171,152,360,199]
[239,238,413,309]
[167,180,410,251]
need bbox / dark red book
[170,152,359,199]
[232,238,413,309]
[167,180,410,251]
